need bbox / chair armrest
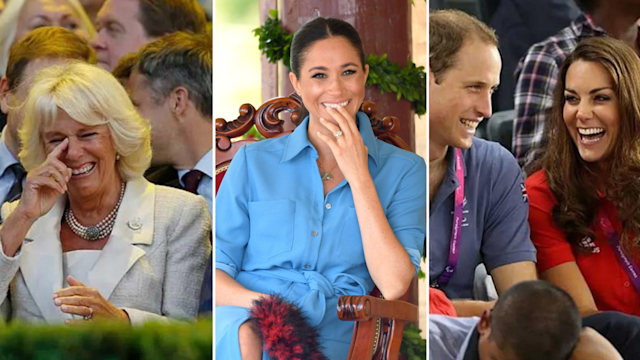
[337,295,418,360]
[337,295,417,322]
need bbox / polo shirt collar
[446,145,468,182]
[281,112,380,168]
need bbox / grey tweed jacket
[0,177,211,323]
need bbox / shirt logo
[578,236,600,253]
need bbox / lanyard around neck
[432,148,464,288]
[597,207,640,295]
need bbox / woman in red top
[526,36,640,316]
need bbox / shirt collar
[575,14,609,38]
[281,111,380,167]
[176,148,213,180]
[0,132,19,175]
[446,145,468,181]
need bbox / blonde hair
[0,0,95,77]
[19,62,151,180]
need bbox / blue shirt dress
[215,112,426,359]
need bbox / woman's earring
[116,154,121,161]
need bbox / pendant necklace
[318,161,339,182]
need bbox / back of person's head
[289,16,365,78]
[6,26,95,91]
[112,51,138,84]
[134,31,211,118]
[489,281,581,360]
[138,0,207,37]
[429,9,497,83]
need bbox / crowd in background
[0,0,213,324]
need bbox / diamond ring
[335,130,343,138]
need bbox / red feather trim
[249,295,327,360]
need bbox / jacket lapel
[20,197,67,322]
[18,178,155,322]
[86,178,155,300]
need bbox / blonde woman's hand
[17,139,71,221]
[54,276,130,323]
[316,106,369,184]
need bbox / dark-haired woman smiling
[527,37,640,316]
[216,17,426,359]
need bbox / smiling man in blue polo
[428,9,537,316]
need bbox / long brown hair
[534,36,640,253]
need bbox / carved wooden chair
[216,93,419,360]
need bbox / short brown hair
[138,0,207,37]
[429,10,497,82]
[112,52,138,82]
[134,31,211,117]
[6,27,95,91]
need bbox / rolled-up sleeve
[215,146,251,279]
[384,154,426,274]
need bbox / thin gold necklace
[318,161,339,181]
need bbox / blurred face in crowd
[127,69,174,166]
[429,37,501,152]
[562,60,620,166]
[92,0,153,70]
[15,0,88,41]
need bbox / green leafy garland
[400,323,427,360]
[253,10,426,115]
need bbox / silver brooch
[127,217,142,231]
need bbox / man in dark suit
[124,31,212,314]
[127,31,212,213]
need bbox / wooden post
[259,0,279,102]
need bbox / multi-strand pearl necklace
[64,183,126,241]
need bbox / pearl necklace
[64,183,126,241]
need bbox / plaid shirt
[513,14,606,166]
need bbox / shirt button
[624,281,631,288]
[311,230,318,236]
[304,265,311,269]
[325,203,332,210]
